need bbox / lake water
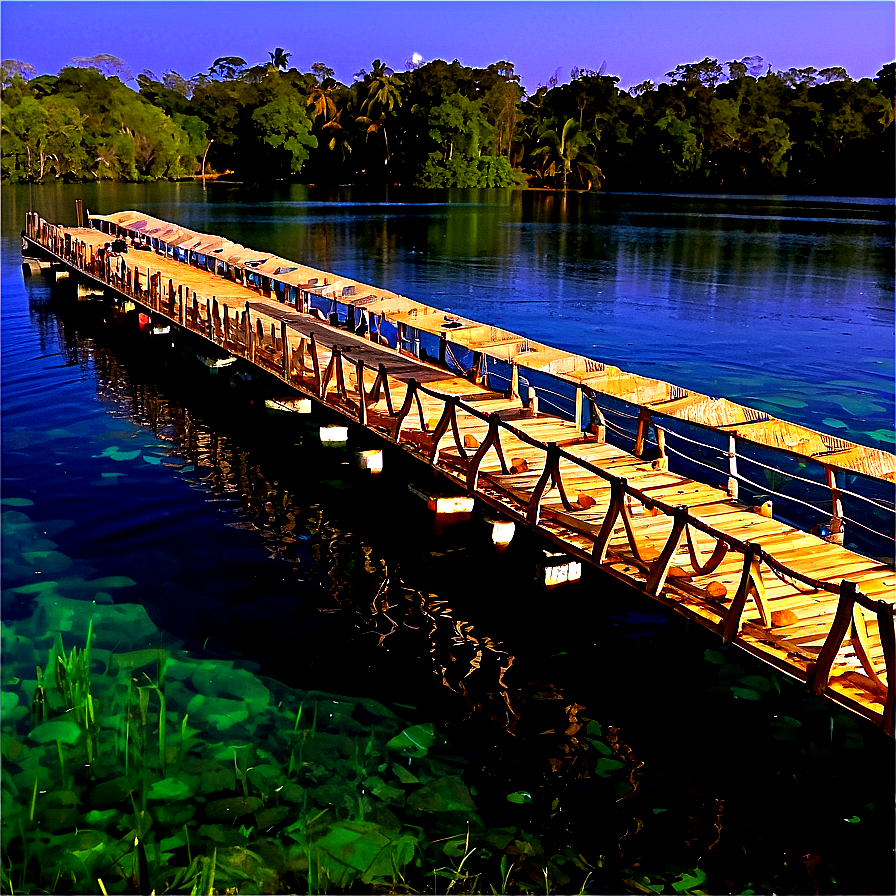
[2,183,893,895]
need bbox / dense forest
[2,51,893,194]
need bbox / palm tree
[307,81,337,123]
[532,118,602,190]
[359,61,405,176]
[322,116,353,164]
[268,48,291,71]
[363,63,404,118]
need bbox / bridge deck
[24,213,895,735]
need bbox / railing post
[586,391,606,442]
[635,408,651,456]
[824,465,845,545]
[721,543,768,642]
[334,347,346,399]
[310,332,321,395]
[811,581,858,695]
[592,477,625,563]
[511,361,520,399]
[428,395,455,464]
[356,359,367,426]
[645,506,688,595]
[653,425,668,471]
[727,435,739,499]
[876,600,895,736]
[574,385,583,430]
[527,442,558,524]
[378,364,394,416]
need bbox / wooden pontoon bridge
[22,207,896,735]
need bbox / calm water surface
[2,184,893,894]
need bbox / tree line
[2,51,893,194]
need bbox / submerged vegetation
[2,503,645,895]
[1,52,893,193]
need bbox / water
[2,183,894,895]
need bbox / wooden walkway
[23,210,895,735]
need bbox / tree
[1,59,37,86]
[207,56,247,81]
[874,62,895,101]
[70,54,131,81]
[666,57,725,88]
[628,80,654,97]
[268,48,292,71]
[307,78,338,123]
[1,94,87,181]
[358,60,406,175]
[251,93,318,176]
[532,117,602,189]
[311,62,335,83]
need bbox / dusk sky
[1,1,893,93]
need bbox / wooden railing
[24,211,894,733]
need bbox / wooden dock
[22,208,896,735]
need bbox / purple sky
[1,1,893,93]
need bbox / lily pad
[29,719,82,745]
[594,757,626,777]
[1,498,34,507]
[386,723,436,758]
[672,868,708,893]
[407,775,476,813]
[315,821,417,885]
[205,795,263,821]
[89,776,138,807]
[148,776,193,801]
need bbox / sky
[0,1,893,93]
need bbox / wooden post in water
[281,320,289,373]
[207,298,213,339]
